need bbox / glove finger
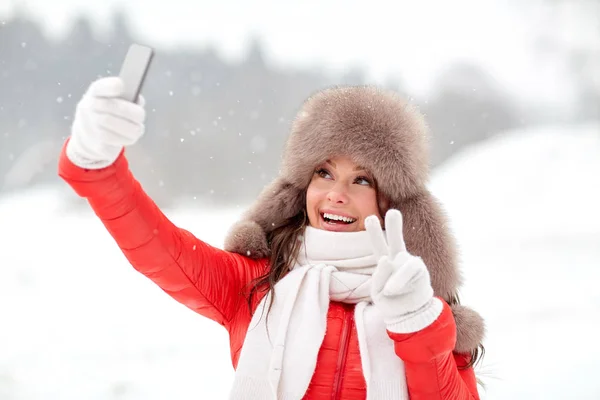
[136,94,146,107]
[384,209,406,258]
[382,256,425,296]
[91,97,146,124]
[71,116,119,159]
[365,214,388,260]
[371,256,394,297]
[87,77,124,98]
[96,114,144,146]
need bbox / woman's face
[306,156,383,232]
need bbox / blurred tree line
[0,8,595,208]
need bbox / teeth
[323,213,356,223]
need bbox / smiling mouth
[320,212,357,225]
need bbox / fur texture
[450,304,487,354]
[224,177,304,259]
[224,85,484,353]
[281,86,430,199]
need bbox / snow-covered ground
[1,122,599,399]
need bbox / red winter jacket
[58,142,480,400]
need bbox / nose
[326,183,349,204]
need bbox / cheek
[305,185,322,222]
[355,190,382,220]
[305,189,315,211]
[306,179,329,206]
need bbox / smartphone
[118,44,154,103]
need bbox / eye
[315,168,332,179]
[354,175,372,186]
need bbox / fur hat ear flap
[392,189,462,301]
[450,304,486,354]
[224,177,306,259]
[224,220,270,259]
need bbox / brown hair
[245,191,308,317]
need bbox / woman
[59,77,485,399]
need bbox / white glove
[365,209,443,333]
[66,77,146,169]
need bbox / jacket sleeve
[57,140,268,328]
[387,299,480,400]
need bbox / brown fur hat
[224,85,484,354]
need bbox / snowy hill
[429,122,600,399]
[1,122,599,399]
[431,122,600,239]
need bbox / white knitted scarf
[229,226,409,399]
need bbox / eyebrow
[325,159,367,172]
